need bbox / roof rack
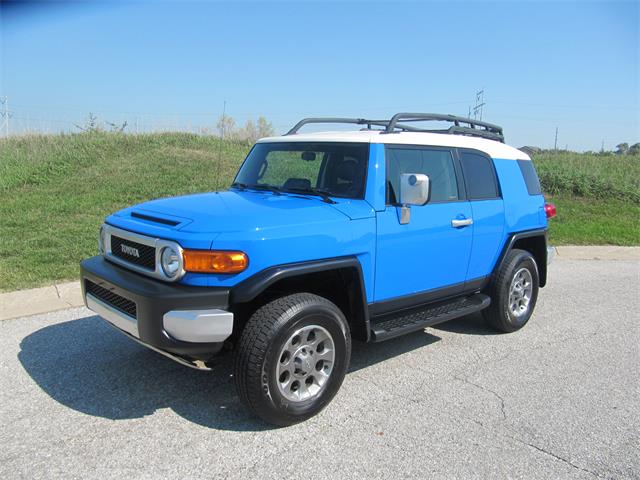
[285,112,505,143]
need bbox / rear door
[374,146,473,304]
[457,149,505,285]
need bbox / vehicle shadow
[18,315,445,431]
[432,311,501,336]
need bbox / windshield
[233,142,369,199]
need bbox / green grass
[546,196,640,246]
[0,133,638,292]
[533,151,639,203]
[0,133,249,291]
[531,151,640,246]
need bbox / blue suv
[81,113,556,425]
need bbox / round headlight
[161,246,182,278]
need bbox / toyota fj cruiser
[81,113,556,426]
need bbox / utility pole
[0,97,9,137]
[554,127,558,150]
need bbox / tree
[257,116,274,138]
[215,115,274,141]
[216,115,236,138]
[74,112,102,132]
[615,143,629,155]
[238,119,258,142]
[628,143,640,155]
[106,120,128,133]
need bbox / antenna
[216,101,226,191]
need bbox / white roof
[257,130,530,161]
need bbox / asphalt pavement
[1,259,638,479]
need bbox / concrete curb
[1,281,84,321]
[555,246,640,261]
[1,246,638,321]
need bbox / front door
[374,145,473,305]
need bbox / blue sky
[1,0,638,150]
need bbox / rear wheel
[483,249,539,332]
[234,293,351,426]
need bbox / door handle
[451,218,473,228]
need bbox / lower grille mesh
[85,280,137,319]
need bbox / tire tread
[483,248,539,333]
[233,293,350,425]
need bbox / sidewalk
[1,246,638,321]
[1,282,84,321]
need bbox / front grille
[111,235,156,270]
[85,280,137,319]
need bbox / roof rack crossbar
[286,118,388,136]
[285,113,505,142]
[385,113,503,137]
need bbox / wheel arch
[230,257,371,342]
[493,229,548,287]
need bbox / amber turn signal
[183,250,248,274]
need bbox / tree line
[615,143,640,155]
[73,112,275,141]
[215,115,274,142]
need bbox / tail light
[544,203,557,219]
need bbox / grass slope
[0,133,638,291]
[532,151,639,246]
[0,133,249,291]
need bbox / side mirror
[398,174,430,224]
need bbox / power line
[5,101,473,118]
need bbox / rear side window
[459,151,500,200]
[386,147,459,204]
[517,159,542,195]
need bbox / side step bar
[370,293,491,342]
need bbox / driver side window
[386,147,459,204]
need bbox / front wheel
[234,293,351,426]
[483,249,539,333]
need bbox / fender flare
[493,228,549,287]
[230,256,371,340]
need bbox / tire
[483,249,539,333]
[234,293,351,426]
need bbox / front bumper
[81,256,233,369]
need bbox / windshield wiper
[284,187,337,204]
[230,182,248,190]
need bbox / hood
[112,190,368,234]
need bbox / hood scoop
[131,211,182,227]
